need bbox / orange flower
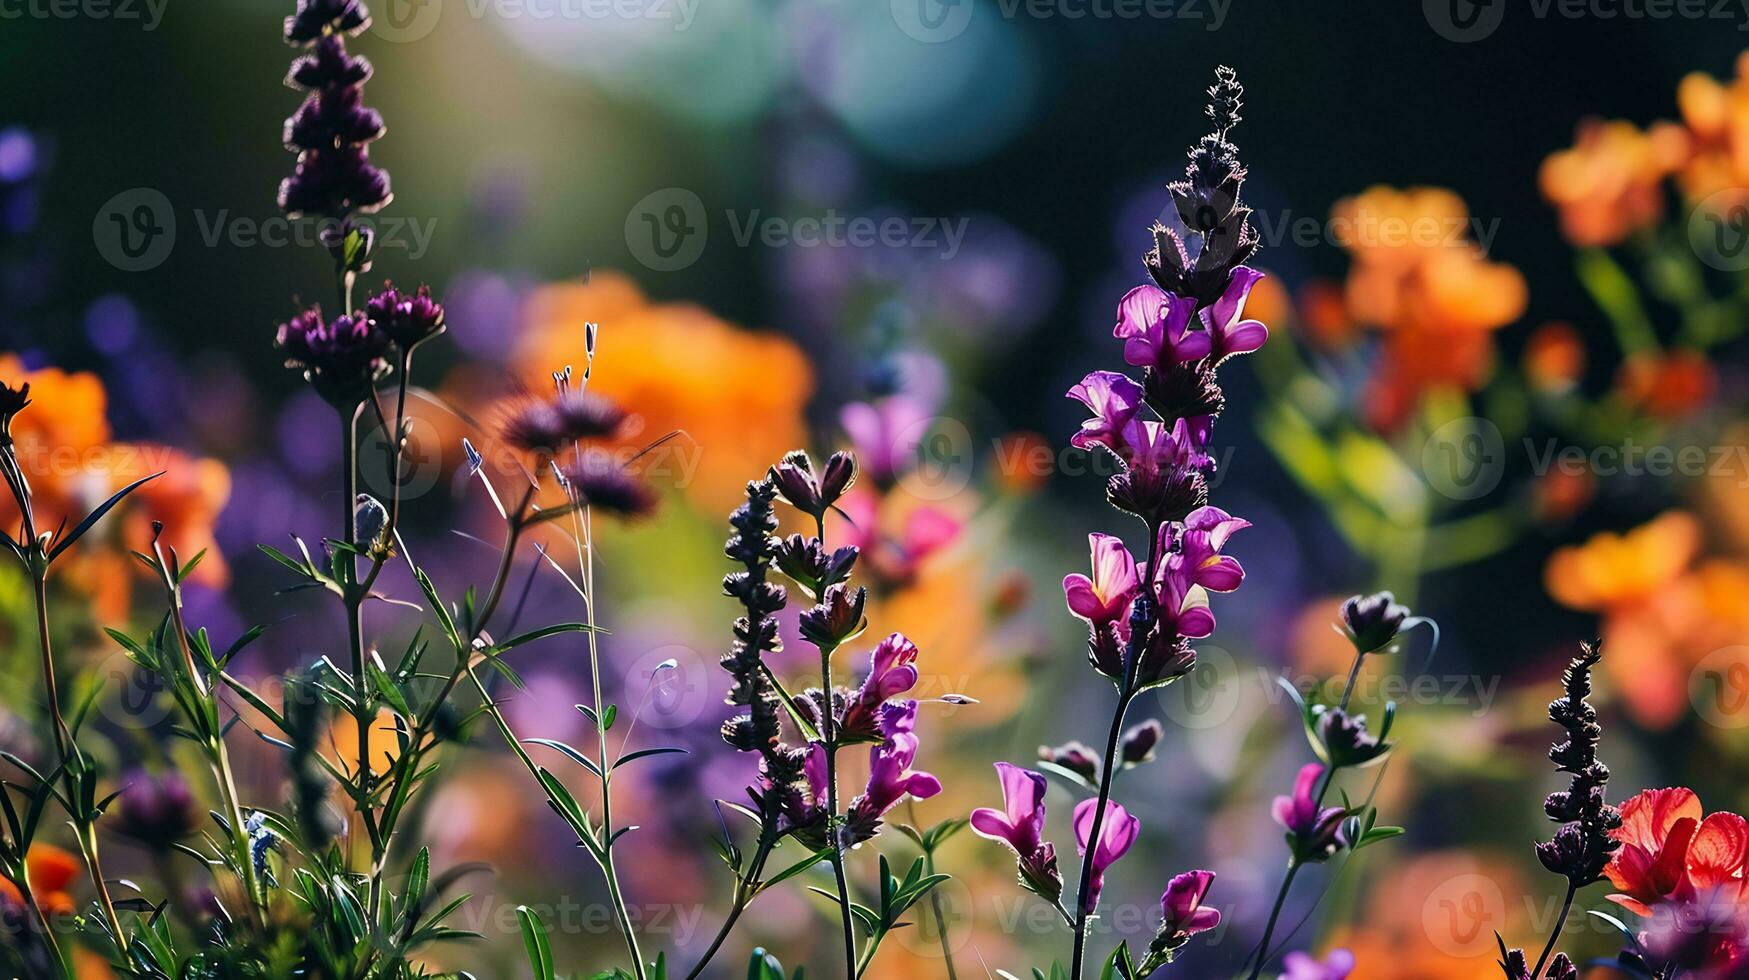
[328,706,405,779]
[1546,511,1702,611]
[1332,187,1526,430]
[1522,321,1586,394]
[1539,118,1689,247]
[1616,348,1716,420]
[1604,787,1749,916]
[0,843,81,915]
[509,272,813,513]
[1546,513,1749,727]
[1675,53,1749,206]
[1296,279,1359,349]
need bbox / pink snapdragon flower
[1200,266,1270,362]
[1063,533,1141,628]
[970,762,1063,899]
[1115,285,1208,369]
[1169,506,1250,593]
[1072,798,1140,913]
[1067,371,1144,455]
[1272,763,1345,856]
[840,632,921,740]
[848,701,941,835]
[1159,869,1222,943]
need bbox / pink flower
[851,701,941,827]
[1200,266,1269,362]
[1280,949,1356,980]
[841,395,930,485]
[1159,869,1222,943]
[1114,285,1208,369]
[1174,506,1250,593]
[1272,763,1345,857]
[971,762,1064,901]
[1063,533,1140,627]
[972,762,1049,857]
[1067,371,1144,455]
[840,633,922,741]
[1072,798,1140,913]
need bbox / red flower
[1606,788,1749,916]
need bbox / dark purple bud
[773,534,858,598]
[0,380,29,440]
[557,449,658,520]
[1119,719,1164,767]
[799,583,867,649]
[1316,706,1393,769]
[276,305,392,407]
[768,451,823,517]
[499,390,626,454]
[114,770,199,853]
[818,451,857,508]
[278,146,392,220]
[364,282,446,349]
[284,0,370,45]
[1340,591,1410,654]
[1038,741,1100,783]
[287,36,372,90]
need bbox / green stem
[813,513,857,980]
[1528,883,1577,980]
[1067,686,1134,980]
[683,836,775,980]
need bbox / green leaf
[48,472,160,563]
[612,746,687,771]
[517,905,556,980]
[524,738,604,778]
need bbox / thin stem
[20,869,69,979]
[30,573,128,948]
[1244,861,1302,980]
[1529,883,1577,980]
[576,503,646,980]
[923,847,958,980]
[1068,521,1158,980]
[1068,686,1133,980]
[683,836,775,980]
[814,513,857,980]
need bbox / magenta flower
[841,395,930,486]
[1173,506,1250,593]
[1072,798,1140,913]
[1280,949,1356,980]
[1067,371,1144,455]
[1114,284,1209,369]
[1063,533,1140,627]
[1200,266,1270,362]
[840,632,922,741]
[969,762,1064,899]
[847,701,940,839]
[1119,417,1208,475]
[1159,869,1222,944]
[1272,763,1345,857]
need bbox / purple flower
[1072,797,1140,913]
[839,632,920,741]
[500,390,628,453]
[1200,266,1269,362]
[1066,371,1144,455]
[1272,763,1345,860]
[841,396,929,486]
[276,305,391,406]
[556,449,658,520]
[114,770,199,853]
[846,701,940,840]
[364,282,446,349]
[1114,284,1208,370]
[1172,506,1250,593]
[971,762,1064,901]
[1158,870,1222,944]
[1280,949,1356,980]
[1119,417,1207,476]
[284,0,369,44]
[1062,533,1140,628]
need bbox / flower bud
[1038,741,1100,783]
[1339,591,1410,654]
[1120,719,1164,768]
